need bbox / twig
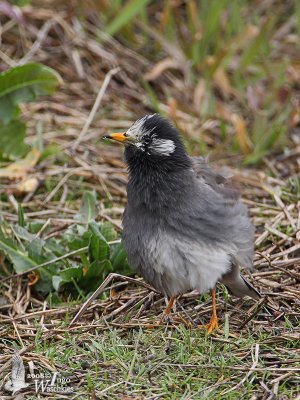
[70,273,158,325]
[19,20,55,64]
[238,297,267,330]
[72,67,120,150]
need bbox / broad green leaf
[66,227,91,251]
[13,225,36,242]
[105,0,151,36]
[0,228,37,273]
[81,260,113,291]
[0,120,27,159]
[59,266,83,281]
[100,222,117,242]
[110,243,132,275]
[44,238,65,257]
[0,63,62,124]
[52,275,63,292]
[34,266,56,295]
[52,266,83,291]
[85,259,112,280]
[27,238,47,264]
[28,222,45,234]
[77,191,97,223]
[88,222,110,262]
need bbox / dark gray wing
[191,156,238,200]
[191,156,259,297]
[162,156,255,271]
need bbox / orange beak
[103,132,127,143]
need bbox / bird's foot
[198,315,219,334]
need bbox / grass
[1,300,299,399]
[0,0,300,399]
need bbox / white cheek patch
[149,139,176,156]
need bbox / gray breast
[122,206,234,297]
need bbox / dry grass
[0,1,299,399]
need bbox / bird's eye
[124,132,130,137]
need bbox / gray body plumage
[121,115,260,300]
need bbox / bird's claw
[198,316,219,334]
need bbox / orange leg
[198,288,219,334]
[164,296,176,316]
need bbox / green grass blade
[105,0,151,37]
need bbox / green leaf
[44,238,65,257]
[88,222,110,262]
[38,144,60,162]
[77,191,97,223]
[0,120,27,159]
[34,267,56,295]
[27,238,45,264]
[0,63,62,124]
[52,276,63,291]
[0,227,37,273]
[59,266,83,281]
[100,222,117,242]
[18,203,25,227]
[13,225,36,242]
[111,243,132,275]
[52,266,83,291]
[105,0,151,36]
[85,259,112,281]
[47,291,63,306]
[66,227,91,251]
[81,260,113,292]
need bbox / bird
[103,114,260,333]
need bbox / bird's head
[103,114,191,170]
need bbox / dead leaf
[216,101,233,122]
[231,113,253,154]
[167,97,177,121]
[27,271,39,286]
[246,86,259,112]
[213,67,235,97]
[193,79,206,111]
[231,24,259,52]
[13,177,39,194]
[290,103,300,128]
[0,148,40,179]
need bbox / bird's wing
[169,157,255,271]
[191,156,238,200]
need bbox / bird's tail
[221,273,261,300]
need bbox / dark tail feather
[222,274,261,300]
[240,276,261,299]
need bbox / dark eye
[124,132,130,137]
